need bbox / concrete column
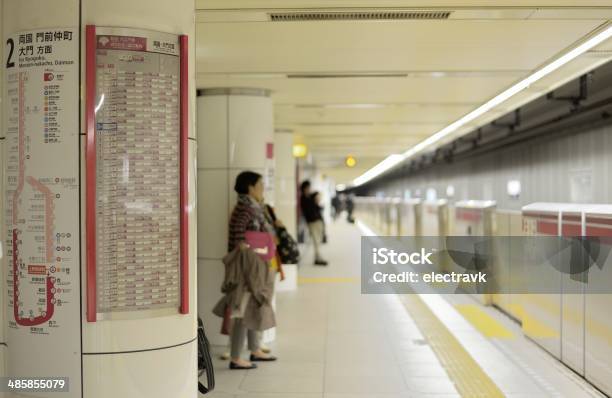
[0,0,5,380]
[197,88,274,345]
[81,4,198,398]
[3,1,197,397]
[273,129,299,291]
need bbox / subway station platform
[204,220,605,398]
[4,2,612,397]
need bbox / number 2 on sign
[6,38,15,68]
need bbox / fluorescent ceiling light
[352,22,612,187]
[352,154,403,186]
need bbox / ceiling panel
[195,2,612,184]
[305,138,424,148]
[288,124,445,136]
[197,20,602,73]
[274,104,474,124]
[196,75,527,104]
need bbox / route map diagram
[5,29,79,335]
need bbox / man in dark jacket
[346,194,355,223]
[300,180,328,265]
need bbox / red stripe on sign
[266,142,274,159]
[85,25,97,323]
[179,34,189,315]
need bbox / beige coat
[213,247,276,331]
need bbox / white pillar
[197,88,274,346]
[0,0,6,381]
[274,129,297,238]
[273,129,299,291]
[3,1,197,397]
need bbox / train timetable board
[4,27,81,393]
[89,28,185,319]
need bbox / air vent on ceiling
[287,73,407,79]
[269,11,452,22]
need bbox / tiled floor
[202,221,604,398]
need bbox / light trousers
[307,219,325,261]
[230,318,261,359]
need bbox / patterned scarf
[228,194,275,252]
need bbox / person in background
[331,195,341,220]
[225,171,278,369]
[314,191,328,245]
[346,193,355,223]
[300,180,328,266]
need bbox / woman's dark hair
[300,180,311,193]
[234,171,262,194]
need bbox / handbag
[275,226,300,264]
[198,317,215,394]
[263,204,300,264]
[245,230,276,261]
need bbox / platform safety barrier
[353,197,612,396]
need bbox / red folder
[245,231,276,261]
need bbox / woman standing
[225,171,278,370]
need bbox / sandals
[229,353,278,369]
[229,361,257,370]
[250,354,277,362]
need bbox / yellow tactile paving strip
[356,220,506,396]
[400,294,506,398]
[455,304,515,339]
